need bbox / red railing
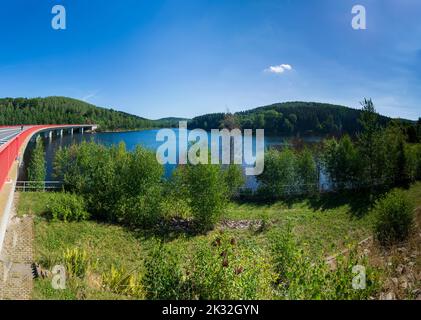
[0,125,87,192]
[0,126,45,191]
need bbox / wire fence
[238,177,398,199]
[15,181,63,192]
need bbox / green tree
[357,99,385,188]
[54,141,164,226]
[256,113,265,129]
[381,123,411,187]
[223,164,245,198]
[296,147,318,194]
[0,96,173,131]
[263,110,281,134]
[173,163,228,231]
[373,190,414,245]
[27,136,46,190]
[257,148,297,198]
[322,135,361,190]
[404,144,421,182]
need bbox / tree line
[2,97,419,140]
[0,97,177,131]
[53,141,244,231]
[24,97,421,233]
[47,99,420,231]
[188,101,420,138]
[256,99,421,200]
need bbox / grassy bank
[19,182,421,300]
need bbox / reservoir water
[22,129,324,190]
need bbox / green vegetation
[2,97,419,140]
[102,265,144,298]
[190,234,275,300]
[54,141,164,226]
[322,134,360,189]
[253,99,421,198]
[189,101,399,136]
[46,193,89,222]
[373,190,415,245]
[21,182,421,300]
[54,141,244,231]
[257,147,318,199]
[62,247,91,278]
[189,101,420,142]
[0,97,179,131]
[321,100,421,191]
[14,97,420,300]
[268,228,379,299]
[27,136,46,190]
[143,243,187,300]
[171,163,244,231]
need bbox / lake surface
[22,129,324,189]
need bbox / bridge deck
[0,127,25,147]
[0,125,96,149]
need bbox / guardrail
[0,126,46,192]
[15,181,63,192]
[0,124,96,192]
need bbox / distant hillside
[157,117,190,122]
[0,97,171,131]
[188,101,393,136]
[155,117,190,127]
[1,97,414,136]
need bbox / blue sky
[0,0,420,120]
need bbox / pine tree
[357,98,382,188]
[27,136,46,190]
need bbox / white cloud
[265,64,293,74]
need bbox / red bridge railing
[0,125,89,192]
[0,126,48,191]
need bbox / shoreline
[97,127,176,133]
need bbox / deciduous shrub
[258,148,318,198]
[47,193,89,222]
[54,142,164,227]
[172,163,229,231]
[258,149,297,198]
[223,164,245,198]
[322,135,361,190]
[115,185,163,227]
[296,147,318,194]
[373,189,414,245]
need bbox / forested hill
[0,97,175,131]
[188,102,392,136]
[0,97,411,136]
